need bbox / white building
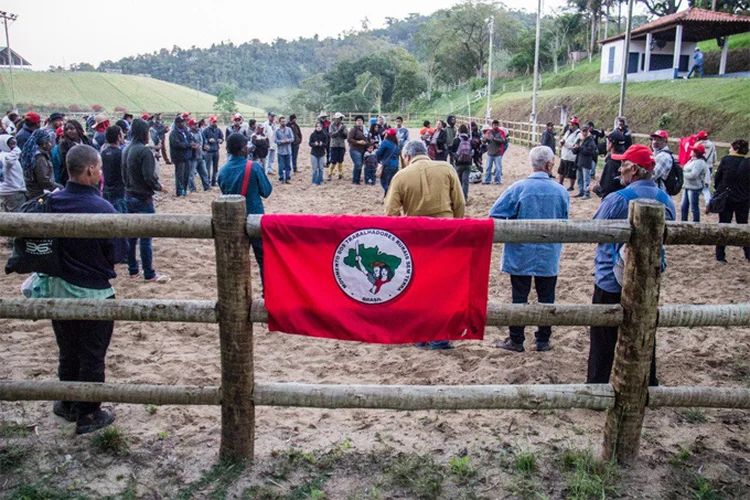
[598,8,750,83]
[0,47,32,71]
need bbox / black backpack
[661,152,684,196]
[5,194,64,276]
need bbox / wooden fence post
[212,195,254,461]
[602,199,665,464]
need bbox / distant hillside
[0,71,263,114]
[408,57,750,142]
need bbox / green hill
[0,71,263,114]
[408,56,750,142]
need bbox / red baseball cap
[611,144,656,170]
[181,112,190,118]
[650,130,669,139]
[188,119,197,126]
[24,112,41,124]
[210,116,218,122]
[691,143,706,156]
[570,118,579,125]
[386,128,397,136]
[55,127,64,137]
[696,130,708,139]
[141,113,150,120]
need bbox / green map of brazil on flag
[261,215,494,344]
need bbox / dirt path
[1,128,748,498]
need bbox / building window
[608,46,616,74]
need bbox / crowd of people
[0,106,748,435]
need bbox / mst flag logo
[333,229,413,304]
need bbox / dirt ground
[1,128,749,499]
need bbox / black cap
[175,115,185,123]
[607,131,626,145]
[48,112,65,121]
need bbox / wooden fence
[1,197,750,465]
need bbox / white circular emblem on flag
[333,228,413,304]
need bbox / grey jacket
[274,126,294,156]
[683,158,709,191]
[328,122,348,148]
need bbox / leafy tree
[688,0,749,12]
[214,86,238,114]
[638,0,682,16]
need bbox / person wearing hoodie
[169,116,194,196]
[0,135,25,213]
[122,118,170,283]
[449,124,474,201]
[309,122,328,185]
[681,144,709,222]
[24,129,62,199]
[218,133,272,287]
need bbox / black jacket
[593,155,624,199]
[309,130,328,158]
[169,126,192,163]
[541,129,556,154]
[715,155,749,204]
[123,118,161,200]
[575,135,598,169]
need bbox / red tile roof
[598,8,750,44]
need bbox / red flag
[679,136,697,166]
[261,215,494,344]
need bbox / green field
[0,71,263,114]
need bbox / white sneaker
[145,274,171,284]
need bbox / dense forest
[77,0,748,114]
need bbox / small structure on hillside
[598,8,750,83]
[0,47,32,70]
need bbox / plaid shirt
[653,146,673,190]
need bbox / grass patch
[242,485,284,499]
[448,455,478,485]
[177,459,246,500]
[682,408,708,424]
[6,484,89,500]
[0,422,33,438]
[668,447,692,465]
[0,445,29,473]
[145,404,159,415]
[513,451,537,476]
[689,474,723,500]
[385,453,444,499]
[89,426,130,456]
[561,449,619,500]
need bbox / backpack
[456,136,473,164]
[611,187,670,286]
[5,194,64,277]
[661,152,683,196]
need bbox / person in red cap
[16,112,42,149]
[588,143,675,387]
[202,116,224,186]
[694,130,716,203]
[187,119,210,192]
[141,113,150,121]
[649,130,675,192]
[681,144,709,222]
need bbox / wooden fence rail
[1,198,750,465]
[2,381,749,411]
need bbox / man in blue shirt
[218,133,272,288]
[489,146,569,352]
[588,144,675,386]
[686,47,704,79]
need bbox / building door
[628,52,640,74]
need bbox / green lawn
[699,32,750,52]
[0,71,263,114]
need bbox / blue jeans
[381,166,399,195]
[265,149,276,174]
[189,158,210,191]
[591,159,597,179]
[278,154,291,182]
[364,164,377,185]
[350,150,364,184]
[686,64,703,79]
[126,197,155,280]
[311,155,325,185]
[204,151,220,185]
[415,340,452,350]
[485,155,503,184]
[103,193,128,214]
[291,144,300,172]
[681,189,701,222]
[577,167,591,196]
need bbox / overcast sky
[6,0,578,69]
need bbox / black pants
[716,200,750,261]
[250,237,264,290]
[587,285,658,386]
[509,275,557,344]
[53,315,114,415]
[454,163,471,201]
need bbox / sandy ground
[1,128,749,498]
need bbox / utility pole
[531,0,542,144]
[617,0,635,119]
[0,11,18,110]
[486,15,495,121]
